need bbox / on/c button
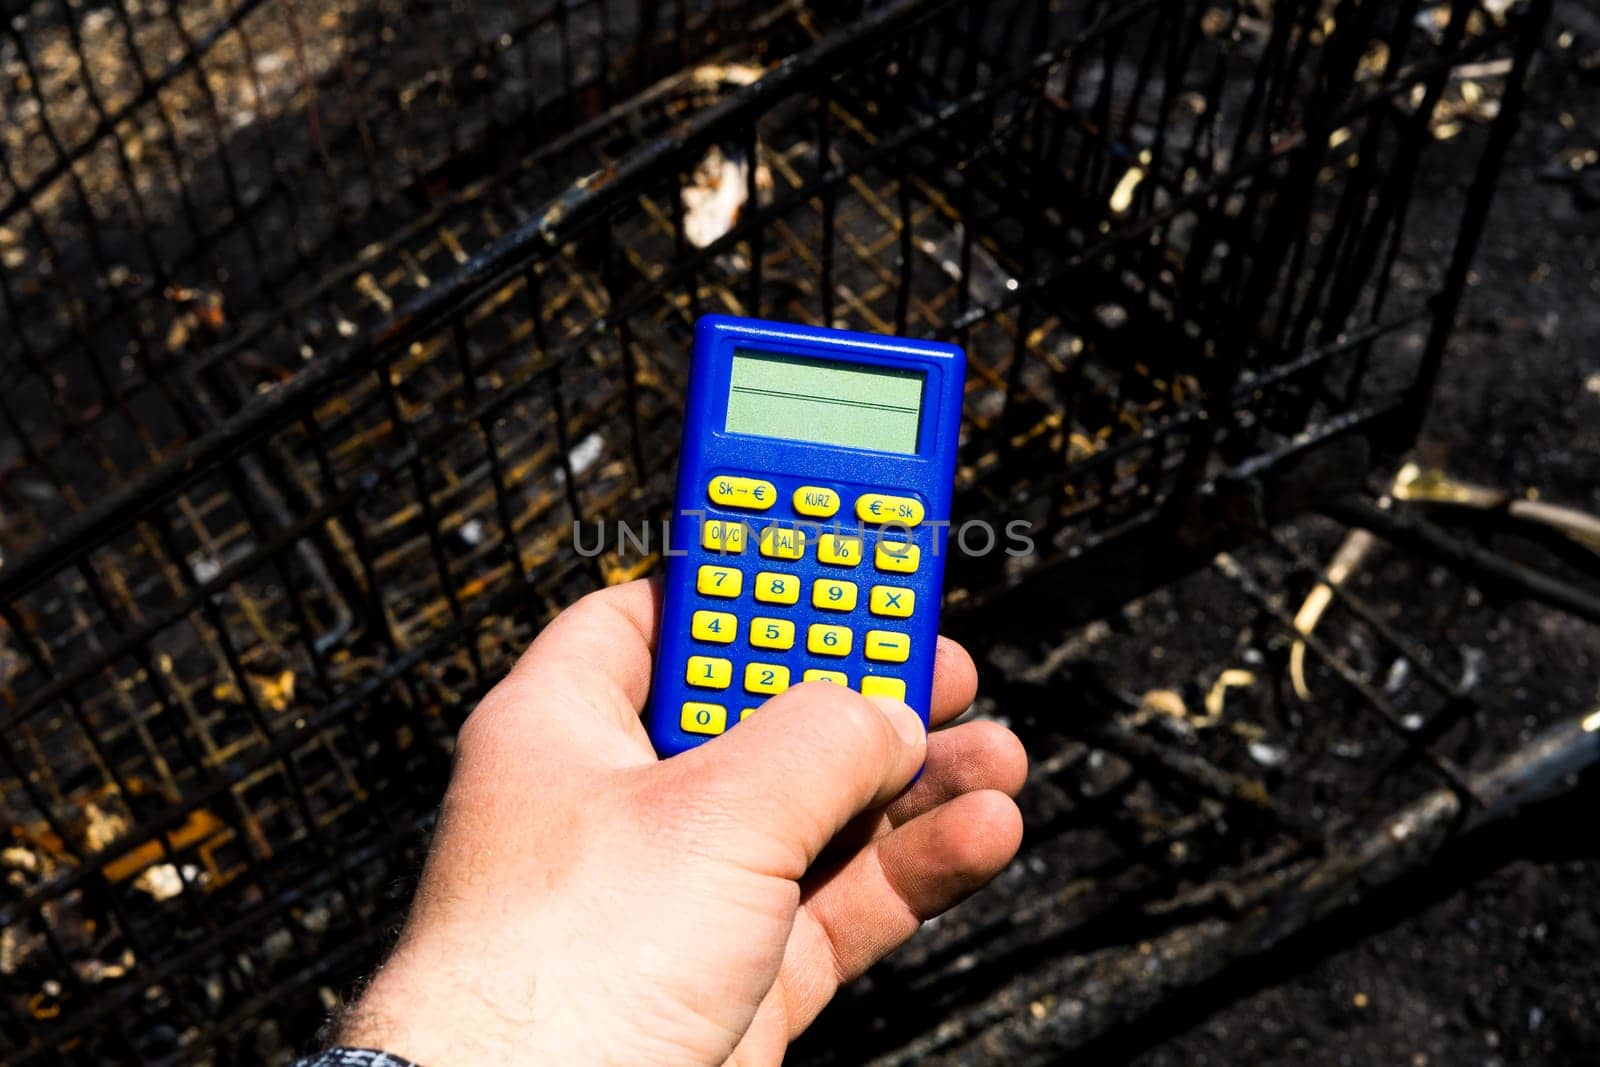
[708,476,776,511]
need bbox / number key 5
[750,616,795,650]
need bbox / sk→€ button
[709,476,776,511]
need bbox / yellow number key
[817,534,863,567]
[744,662,791,695]
[697,565,743,597]
[807,623,853,657]
[812,578,858,612]
[691,610,737,644]
[758,526,806,560]
[754,571,800,605]
[874,541,920,575]
[803,669,848,685]
[686,656,733,688]
[869,585,915,618]
[856,493,924,526]
[750,617,795,650]
[864,630,910,664]
[681,702,728,735]
[861,676,907,701]
[708,476,776,511]
[701,520,746,554]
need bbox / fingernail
[867,696,925,748]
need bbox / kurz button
[793,486,841,518]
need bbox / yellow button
[750,616,795,650]
[709,475,777,511]
[808,623,853,657]
[792,486,841,518]
[803,669,848,685]
[686,656,733,689]
[681,702,728,735]
[856,493,924,526]
[701,520,746,554]
[811,578,858,612]
[869,585,915,618]
[875,541,920,574]
[740,707,758,721]
[697,565,743,597]
[861,676,907,701]
[744,662,791,695]
[864,630,910,664]
[691,610,737,644]
[817,534,863,567]
[758,526,806,561]
[754,571,800,605]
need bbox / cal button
[856,493,924,526]
[709,476,777,511]
[793,485,841,518]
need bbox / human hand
[338,579,1026,1065]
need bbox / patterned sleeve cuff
[291,1050,419,1067]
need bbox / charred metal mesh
[0,0,1562,1062]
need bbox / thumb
[659,682,926,881]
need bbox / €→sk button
[856,493,924,526]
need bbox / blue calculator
[646,315,966,757]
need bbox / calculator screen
[724,349,925,454]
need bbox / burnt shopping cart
[1,0,1594,1062]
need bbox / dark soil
[1129,6,1600,1065]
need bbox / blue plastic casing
[646,315,966,757]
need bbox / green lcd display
[724,349,925,454]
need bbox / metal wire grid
[0,0,813,555]
[0,0,1551,1060]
